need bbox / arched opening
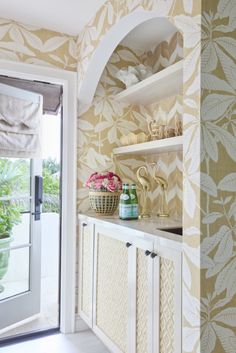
[78,10,182,115]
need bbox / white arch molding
[77,10,180,115]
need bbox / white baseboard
[75,315,90,332]
[0,314,41,335]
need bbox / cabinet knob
[82,222,87,227]
[151,252,158,258]
[145,250,151,256]
[126,242,132,248]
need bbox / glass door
[0,157,42,330]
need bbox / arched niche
[78,10,183,115]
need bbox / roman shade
[0,83,42,158]
[0,76,62,115]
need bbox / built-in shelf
[115,60,183,105]
[113,136,183,155]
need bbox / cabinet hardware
[126,242,132,248]
[145,250,151,256]
[151,252,158,258]
[82,223,87,227]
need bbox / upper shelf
[113,136,183,155]
[114,60,183,105]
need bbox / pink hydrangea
[86,171,122,192]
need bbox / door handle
[145,250,151,256]
[151,252,158,258]
[34,176,43,221]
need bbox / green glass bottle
[119,183,132,220]
[130,184,139,219]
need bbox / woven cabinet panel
[96,233,128,352]
[160,257,175,353]
[136,249,149,353]
[81,227,93,317]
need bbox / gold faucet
[136,166,151,218]
[151,164,169,218]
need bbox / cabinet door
[129,238,154,353]
[78,221,94,327]
[93,225,132,353]
[152,245,182,353]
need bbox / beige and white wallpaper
[199,1,236,352]
[0,0,235,352]
[0,17,77,70]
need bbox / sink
[158,227,182,236]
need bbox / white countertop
[78,213,182,247]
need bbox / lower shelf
[113,136,183,155]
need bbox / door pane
[0,158,31,198]
[0,247,30,300]
[0,158,31,301]
[11,213,31,247]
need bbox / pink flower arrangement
[86,172,122,192]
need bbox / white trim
[93,326,123,353]
[152,253,160,353]
[78,221,94,328]
[132,238,154,353]
[75,315,90,332]
[0,315,41,335]
[0,59,77,334]
[92,230,98,330]
[128,244,136,353]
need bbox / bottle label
[131,204,139,218]
[120,194,130,201]
[130,194,135,200]
[119,204,132,219]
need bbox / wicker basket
[89,191,120,216]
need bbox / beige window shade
[0,76,62,115]
[0,83,43,158]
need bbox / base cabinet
[78,219,182,353]
[93,228,130,353]
[153,245,182,353]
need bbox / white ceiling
[0,0,107,36]
[121,18,178,51]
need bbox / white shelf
[115,60,183,105]
[113,136,183,155]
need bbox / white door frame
[0,59,77,334]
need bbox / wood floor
[0,331,110,353]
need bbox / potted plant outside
[0,160,23,293]
[86,172,122,215]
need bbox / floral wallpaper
[0,18,77,70]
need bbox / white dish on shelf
[115,60,183,105]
